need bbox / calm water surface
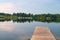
[0,21,60,40]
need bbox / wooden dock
[31,27,56,40]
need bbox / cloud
[0,2,16,14]
[15,0,55,13]
[0,0,59,14]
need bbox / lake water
[0,21,60,40]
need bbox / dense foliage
[0,13,60,22]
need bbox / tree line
[0,13,60,22]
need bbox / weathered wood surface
[31,27,56,40]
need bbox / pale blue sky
[0,0,60,14]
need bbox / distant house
[46,17,51,20]
[18,17,32,19]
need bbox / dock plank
[31,27,56,40]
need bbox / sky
[0,0,60,14]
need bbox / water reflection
[0,22,33,40]
[0,19,60,40]
[0,22,15,32]
[0,19,60,23]
[0,26,14,32]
